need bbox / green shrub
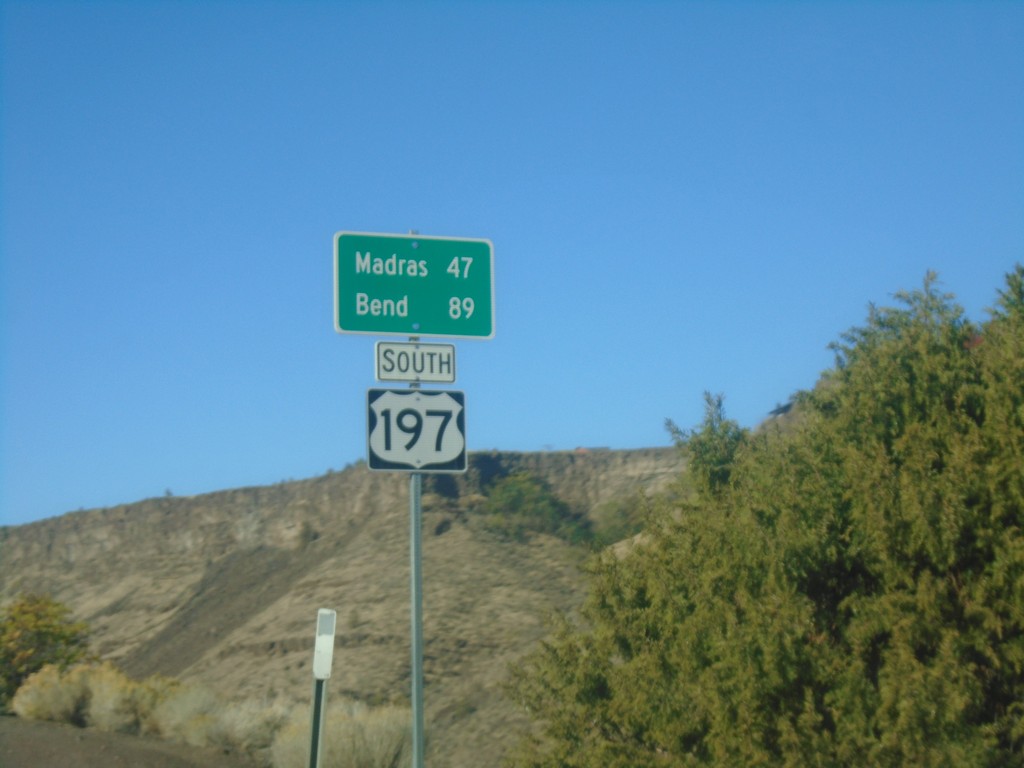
[480,472,591,544]
[8,658,387,763]
[10,664,86,724]
[590,492,651,547]
[12,661,151,733]
[133,673,181,735]
[270,699,411,768]
[84,662,139,732]
[149,683,221,746]
[209,696,293,752]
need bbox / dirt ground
[0,715,262,768]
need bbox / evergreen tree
[508,267,1024,766]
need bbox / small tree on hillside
[0,593,91,707]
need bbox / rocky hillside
[0,448,682,768]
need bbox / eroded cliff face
[0,447,681,768]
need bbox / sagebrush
[12,660,411,767]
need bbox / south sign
[375,341,456,384]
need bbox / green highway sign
[334,231,494,339]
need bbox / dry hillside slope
[0,448,681,768]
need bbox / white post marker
[309,608,337,768]
[313,609,337,680]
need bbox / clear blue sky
[2,1,1022,526]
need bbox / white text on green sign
[334,232,494,338]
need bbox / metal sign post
[309,679,327,768]
[410,470,425,768]
[406,368,426,768]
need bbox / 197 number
[379,408,453,451]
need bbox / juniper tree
[508,266,1024,767]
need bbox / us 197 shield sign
[366,389,466,472]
